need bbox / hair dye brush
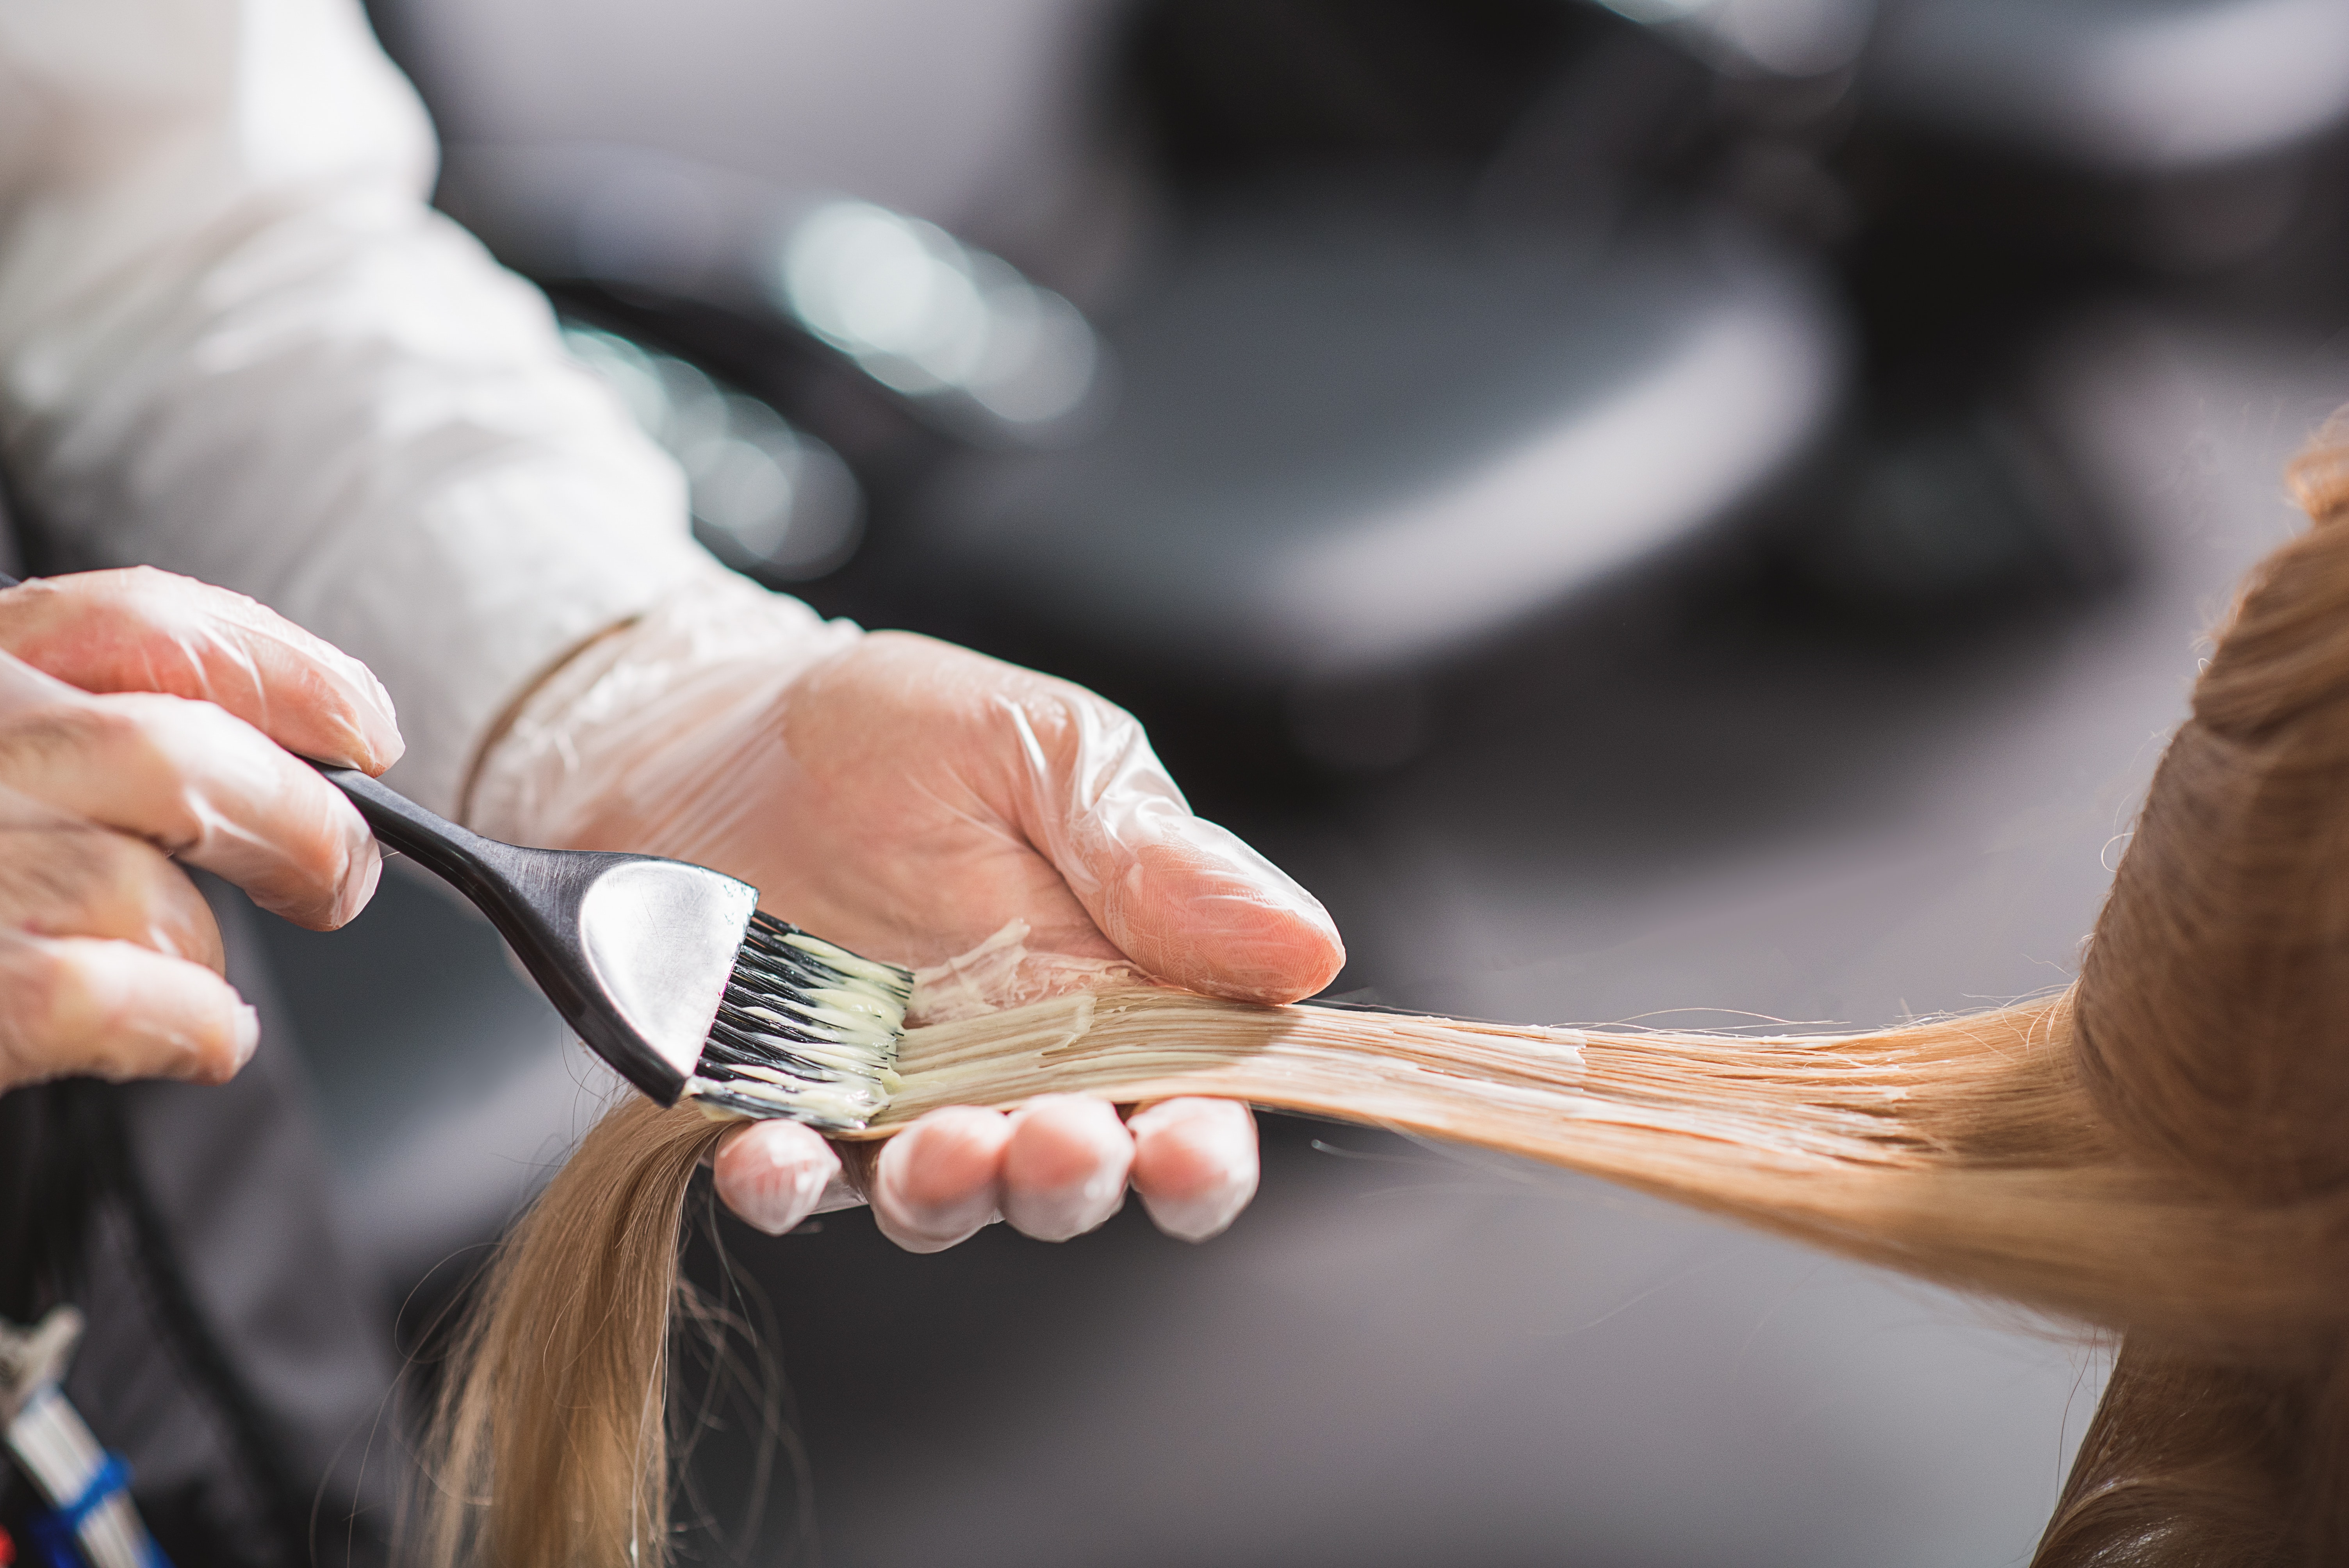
[0,569,908,1128]
[319,765,913,1130]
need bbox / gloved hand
[0,568,399,1092]
[469,572,1345,1250]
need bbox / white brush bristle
[683,912,913,1130]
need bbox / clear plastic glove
[469,572,1345,1249]
[0,568,400,1092]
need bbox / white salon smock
[0,0,718,815]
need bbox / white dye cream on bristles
[683,921,913,1130]
[692,916,1613,1153]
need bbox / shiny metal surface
[578,859,761,1083]
[317,764,751,1105]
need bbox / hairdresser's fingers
[0,934,258,1092]
[713,1119,842,1236]
[870,1106,1011,1253]
[0,694,379,928]
[1098,818,1345,1004]
[1127,1098,1259,1242]
[1000,679,1344,1004]
[0,825,225,971]
[999,1095,1134,1242]
[0,568,403,772]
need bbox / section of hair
[419,1098,726,1568]
[872,992,2229,1341]
[2025,414,2349,1565]
[416,415,2349,1568]
[2037,1342,2312,1567]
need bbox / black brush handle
[0,572,742,1108]
[312,763,701,1105]
[314,761,703,1106]
[309,763,530,909]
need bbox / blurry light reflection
[563,324,864,580]
[778,200,1098,427]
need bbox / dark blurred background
[245,1,2349,1562]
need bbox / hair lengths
[419,414,2349,1568]
[418,1099,729,1568]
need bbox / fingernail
[340,664,405,771]
[1140,1169,1253,1242]
[876,1156,998,1249]
[1169,818,1342,935]
[1133,1106,1259,1242]
[721,1127,839,1235]
[1006,1174,1128,1243]
[230,1004,261,1070]
[734,1161,829,1236]
[331,840,383,930]
[887,1178,999,1245]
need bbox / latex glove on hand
[469,573,1345,1250]
[0,568,399,1092]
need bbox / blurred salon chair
[888,0,1861,759]
[402,1,1880,755]
[911,202,1845,696]
[1766,0,2349,622]
[1861,0,2349,268]
[1581,0,1873,80]
[442,163,1848,770]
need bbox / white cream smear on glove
[905,918,1145,1026]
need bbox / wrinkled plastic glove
[0,568,399,1092]
[469,572,1345,1249]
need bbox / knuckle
[88,696,213,842]
[107,563,184,594]
[0,939,229,1085]
[0,821,112,912]
[14,692,177,763]
[0,822,217,963]
[7,941,94,1049]
[91,695,179,761]
[112,848,221,965]
[0,701,110,761]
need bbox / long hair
[419,415,2349,1568]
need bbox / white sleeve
[0,0,728,814]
